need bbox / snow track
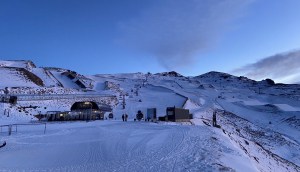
[0,121,255,172]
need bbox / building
[0,95,17,104]
[9,96,17,104]
[147,108,157,121]
[70,101,104,120]
[46,111,70,121]
[44,101,108,121]
[166,107,191,122]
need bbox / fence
[0,123,47,136]
[0,94,115,102]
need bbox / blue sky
[0,0,300,83]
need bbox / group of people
[122,114,128,122]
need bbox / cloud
[118,0,253,70]
[232,50,300,84]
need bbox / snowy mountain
[0,60,299,171]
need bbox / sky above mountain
[0,0,300,83]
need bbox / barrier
[0,123,47,136]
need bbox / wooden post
[8,125,12,136]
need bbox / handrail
[0,123,47,135]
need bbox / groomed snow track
[0,121,254,172]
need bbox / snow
[0,68,38,88]
[183,99,199,111]
[0,60,33,69]
[50,71,80,89]
[0,121,256,172]
[274,104,300,111]
[1,60,300,171]
[243,99,266,106]
[31,68,58,87]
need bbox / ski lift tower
[121,94,126,109]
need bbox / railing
[0,123,47,136]
[0,94,116,101]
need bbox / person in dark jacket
[136,110,143,121]
[125,114,128,122]
[109,113,113,119]
[122,114,125,122]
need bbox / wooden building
[166,107,191,122]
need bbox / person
[212,111,217,127]
[109,113,113,119]
[125,114,128,122]
[122,114,125,122]
[136,110,143,121]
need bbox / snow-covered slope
[0,60,36,69]
[0,67,39,88]
[0,60,299,171]
[30,68,60,87]
[0,60,94,92]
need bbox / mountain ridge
[0,59,300,171]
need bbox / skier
[122,114,125,122]
[212,111,217,127]
[125,114,128,122]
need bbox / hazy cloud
[233,50,300,84]
[118,0,252,70]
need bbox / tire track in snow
[0,122,235,172]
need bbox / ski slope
[0,121,256,172]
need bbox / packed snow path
[0,121,255,172]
